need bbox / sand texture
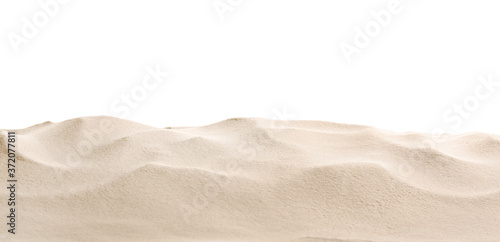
[1,116,500,242]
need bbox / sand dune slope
[1,116,499,242]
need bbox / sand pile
[1,116,499,241]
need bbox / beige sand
[1,116,500,242]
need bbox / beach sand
[1,116,499,241]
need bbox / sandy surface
[1,116,500,241]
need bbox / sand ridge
[0,116,499,241]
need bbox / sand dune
[1,116,499,241]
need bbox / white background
[1,0,499,135]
